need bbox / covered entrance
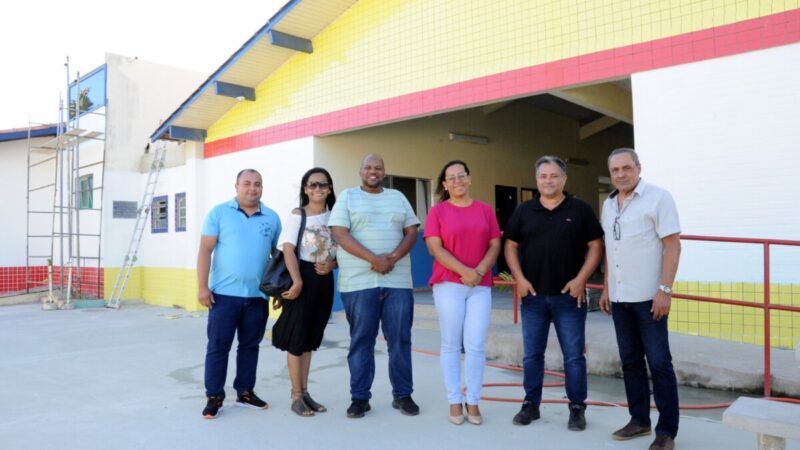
[313,79,634,286]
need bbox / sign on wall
[112,201,138,219]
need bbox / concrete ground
[1,298,798,450]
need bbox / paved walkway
[1,301,798,450]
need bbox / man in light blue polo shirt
[197,168,280,419]
[330,154,421,419]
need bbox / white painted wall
[0,138,47,266]
[129,137,315,269]
[633,42,800,283]
[0,130,106,268]
[100,54,207,269]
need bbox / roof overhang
[0,124,58,143]
[150,0,357,142]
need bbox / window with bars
[175,193,186,232]
[79,174,93,209]
[151,195,168,233]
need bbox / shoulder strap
[294,208,306,255]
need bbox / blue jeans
[341,287,414,400]
[520,293,587,406]
[204,293,268,398]
[433,282,491,405]
[611,301,679,438]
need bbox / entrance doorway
[495,185,518,274]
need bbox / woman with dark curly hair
[424,160,501,425]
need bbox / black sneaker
[235,391,269,409]
[512,400,540,425]
[392,396,420,416]
[346,399,371,418]
[568,404,586,431]
[202,396,223,419]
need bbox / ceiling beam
[482,100,513,115]
[551,84,633,124]
[268,29,313,53]
[214,81,256,101]
[579,115,620,140]
[168,126,206,142]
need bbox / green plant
[494,271,514,292]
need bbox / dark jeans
[341,287,414,400]
[520,293,587,406]
[204,293,268,398]
[611,300,679,438]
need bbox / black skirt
[271,260,334,356]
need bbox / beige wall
[314,101,632,215]
[104,53,206,172]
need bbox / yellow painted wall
[314,100,631,214]
[104,266,282,318]
[105,267,200,310]
[672,281,800,348]
[104,267,144,301]
[207,0,797,143]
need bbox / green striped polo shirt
[328,187,420,292]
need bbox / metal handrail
[496,234,800,397]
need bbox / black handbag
[259,208,306,299]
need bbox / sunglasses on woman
[306,182,331,190]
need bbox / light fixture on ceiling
[564,156,589,166]
[235,95,246,102]
[448,132,489,145]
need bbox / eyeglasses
[613,217,621,240]
[444,172,469,183]
[306,182,330,190]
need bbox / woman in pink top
[424,160,501,425]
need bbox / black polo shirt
[503,193,603,295]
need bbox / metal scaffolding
[26,58,107,307]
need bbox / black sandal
[291,396,314,417]
[302,391,327,413]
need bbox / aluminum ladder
[106,141,167,309]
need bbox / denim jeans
[433,282,491,405]
[341,287,414,400]
[611,300,679,438]
[520,293,587,406]
[204,293,268,398]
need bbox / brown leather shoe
[649,434,675,450]
[611,422,652,440]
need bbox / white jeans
[433,282,492,405]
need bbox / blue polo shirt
[201,198,281,298]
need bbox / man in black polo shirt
[504,156,604,431]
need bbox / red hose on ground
[406,343,799,410]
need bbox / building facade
[6,1,798,347]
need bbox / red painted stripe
[205,9,800,158]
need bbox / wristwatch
[658,284,673,295]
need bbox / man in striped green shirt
[330,154,420,419]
